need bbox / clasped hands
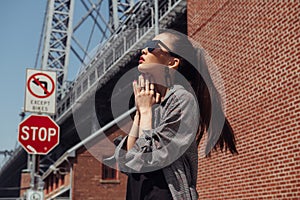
[133,74,161,114]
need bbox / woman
[114,30,238,200]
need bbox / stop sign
[18,114,60,155]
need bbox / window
[100,156,119,184]
[60,174,65,186]
[102,163,117,180]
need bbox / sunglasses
[142,40,174,55]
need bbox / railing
[54,0,186,122]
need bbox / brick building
[188,0,300,199]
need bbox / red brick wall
[19,171,30,197]
[188,0,300,199]
[70,123,130,199]
[72,147,127,200]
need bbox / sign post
[24,69,57,114]
[18,114,60,198]
[20,69,59,198]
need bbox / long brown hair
[164,30,238,155]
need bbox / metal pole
[136,23,139,40]
[124,37,126,53]
[112,0,120,30]
[27,154,31,171]
[154,0,159,35]
[62,0,75,98]
[41,0,54,70]
[129,0,134,7]
[30,154,36,189]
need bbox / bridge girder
[41,0,136,100]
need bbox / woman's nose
[141,47,147,55]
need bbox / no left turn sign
[24,69,57,114]
[27,72,55,98]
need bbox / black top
[126,170,173,200]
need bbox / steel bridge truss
[41,0,137,100]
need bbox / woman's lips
[139,56,144,64]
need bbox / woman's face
[138,33,177,81]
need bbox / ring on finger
[150,84,154,90]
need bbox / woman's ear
[168,57,180,70]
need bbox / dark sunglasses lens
[142,40,159,52]
[147,47,155,52]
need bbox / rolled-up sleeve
[115,90,199,173]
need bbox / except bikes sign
[24,69,57,114]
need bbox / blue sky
[0,1,47,165]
